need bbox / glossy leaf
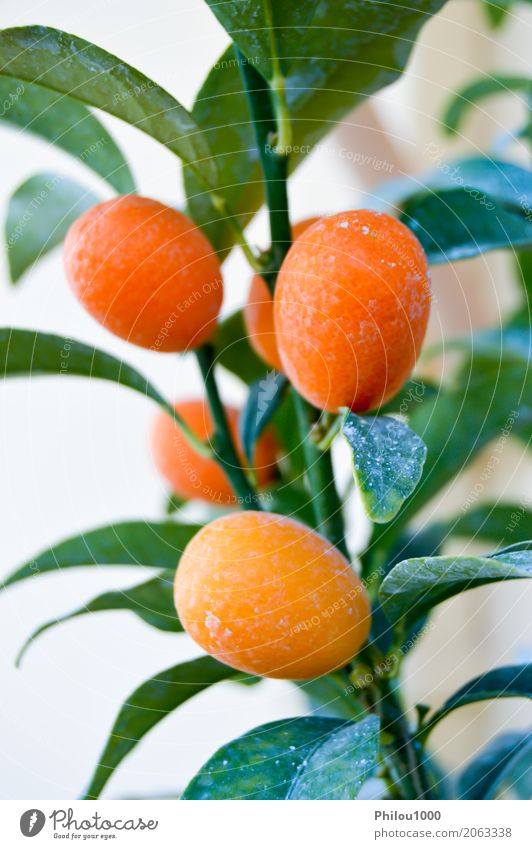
[17,570,181,664]
[239,371,287,465]
[443,75,531,134]
[379,547,532,628]
[203,1,315,78]
[342,413,427,523]
[418,157,532,208]
[401,188,532,264]
[182,714,379,800]
[212,310,267,384]
[375,325,532,543]
[186,1,445,252]
[0,328,174,417]
[0,26,216,186]
[2,520,200,590]
[422,665,532,740]
[84,656,234,799]
[0,77,135,192]
[458,729,532,800]
[6,172,98,283]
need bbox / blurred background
[1,0,531,799]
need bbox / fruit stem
[208,191,263,273]
[292,391,350,559]
[196,344,261,509]
[162,401,214,459]
[237,49,291,293]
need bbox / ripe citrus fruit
[151,399,277,505]
[243,217,320,370]
[64,195,223,351]
[274,210,431,412]
[175,511,370,679]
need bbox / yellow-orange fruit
[243,217,320,370]
[64,195,223,351]
[175,511,371,679]
[151,399,277,506]
[274,210,431,412]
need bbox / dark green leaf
[2,520,200,590]
[239,371,287,465]
[0,327,174,417]
[0,77,135,192]
[203,1,315,78]
[422,665,532,740]
[298,673,366,721]
[17,570,181,664]
[443,75,531,134]
[375,324,532,543]
[0,26,216,186]
[401,188,532,264]
[84,656,234,799]
[419,157,532,208]
[482,0,511,28]
[260,482,315,526]
[379,547,532,628]
[165,492,187,515]
[186,1,445,252]
[458,729,532,800]
[212,310,267,384]
[342,413,427,523]
[446,504,532,548]
[6,172,98,283]
[182,714,379,800]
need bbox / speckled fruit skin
[274,210,431,413]
[243,218,320,371]
[64,196,223,351]
[174,511,371,679]
[151,399,278,506]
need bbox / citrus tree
[1,1,531,801]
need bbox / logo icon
[20,810,46,837]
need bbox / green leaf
[261,482,315,526]
[342,412,427,524]
[401,188,532,264]
[186,1,445,252]
[0,26,216,187]
[442,75,531,135]
[0,327,175,416]
[203,1,315,78]
[84,656,234,799]
[2,520,200,590]
[17,570,181,664]
[212,310,267,384]
[0,77,135,193]
[422,665,532,740]
[239,371,287,465]
[419,157,532,208]
[447,504,532,548]
[182,714,379,800]
[458,729,532,800]
[6,172,98,283]
[379,547,532,628]
[378,325,532,539]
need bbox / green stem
[238,50,291,292]
[163,401,213,459]
[293,392,349,559]
[196,345,260,509]
[377,678,436,800]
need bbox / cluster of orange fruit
[64,194,430,679]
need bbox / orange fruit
[243,217,320,370]
[274,210,431,412]
[151,399,277,506]
[64,195,222,351]
[175,511,370,679]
